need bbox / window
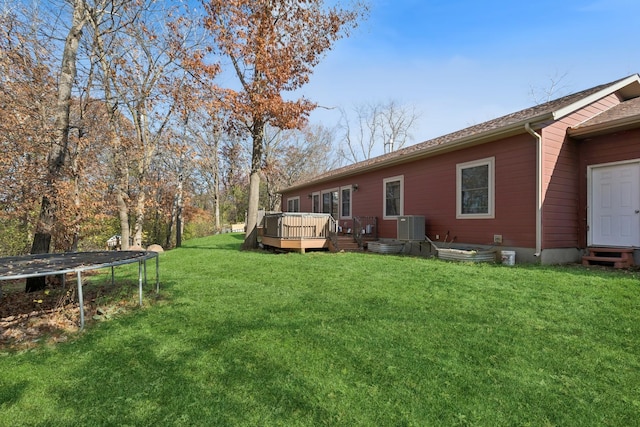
[287,197,300,213]
[311,193,320,213]
[383,175,404,219]
[340,186,352,218]
[457,157,495,218]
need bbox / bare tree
[88,0,197,248]
[262,123,337,210]
[529,70,571,105]
[86,0,135,249]
[338,99,420,164]
[220,136,249,225]
[189,117,224,232]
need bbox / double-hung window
[456,157,495,218]
[311,193,320,213]
[287,197,300,213]
[340,186,352,218]
[383,175,404,219]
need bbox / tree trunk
[111,131,130,251]
[133,188,145,247]
[242,119,264,250]
[26,0,86,292]
[214,183,220,233]
[213,135,221,232]
[71,155,81,252]
[242,171,261,249]
[175,159,184,247]
[131,108,162,248]
[116,168,130,251]
[176,206,182,248]
[25,231,51,292]
[165,193,177,249]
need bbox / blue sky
[300,0,640,145]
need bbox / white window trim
[383,175,404,219]
[340,186,352,219]
[456,157,495,219]
[287,196,300,213]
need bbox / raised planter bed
[437,247,497,263]
[367,241,404,254]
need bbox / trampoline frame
[0,251,160,329]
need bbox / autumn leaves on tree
[200,0,366,249]
[1,0,367,290]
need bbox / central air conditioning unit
[397,215,425,241]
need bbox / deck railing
[262,213,337,239]
[335,217,377,237]
[354,216,377,247]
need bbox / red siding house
[280,74,640,264]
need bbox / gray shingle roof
[285,75,638,191]
[572,96,640,131]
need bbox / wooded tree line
[1,0,418,272]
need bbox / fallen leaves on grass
[1,277,148,352]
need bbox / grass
[1,233,639,426]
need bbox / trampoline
[0,251,160,329]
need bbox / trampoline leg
[155,254,159,293]
[138,261,143,306]
[77,270,85,330]
[111,266,115,287]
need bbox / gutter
[524,123,542,257]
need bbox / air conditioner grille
[397,215,425,241]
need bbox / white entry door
[590,162,640,247]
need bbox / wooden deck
[259,213,378,253]
[260,212,335,253]
[261,235,330,253]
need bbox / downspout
[525,123,542,258]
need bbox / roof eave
[282,114,552,193]
[568,114,640,139]
[553,74,640,120]
[283,74,640,194]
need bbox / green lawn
[1,234,639,426]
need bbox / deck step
[582,247,635,269]
[333,235,361,252]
